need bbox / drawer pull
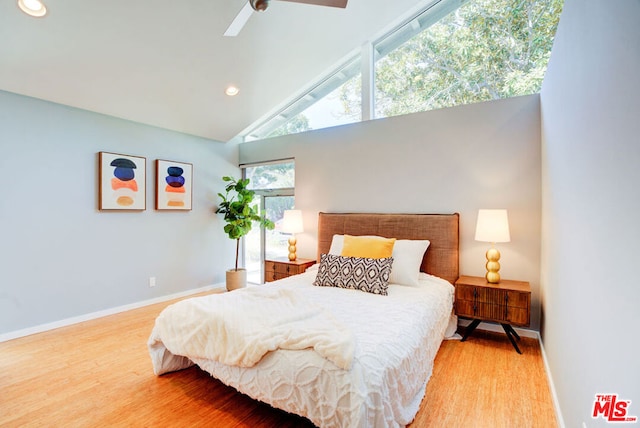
[504,293,508,318]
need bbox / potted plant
[216,176,274,290]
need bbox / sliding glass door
[242,160,295,284]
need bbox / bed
[148,212,459,427]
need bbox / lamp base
[485,247,501,283]
[288,236,297,261]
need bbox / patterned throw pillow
[314,253,394,295]
[314,253,343,288]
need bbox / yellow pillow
[340,235,396,259]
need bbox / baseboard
[538,332,566,428]
[0,283,226,343]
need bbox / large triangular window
[242,0,563,142]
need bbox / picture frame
[155,159,193,211]
[99,152,146,211]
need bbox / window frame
[244,55,362,142]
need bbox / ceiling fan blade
[224,2,255,37]
[276,0,347,8]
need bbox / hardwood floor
[0,294,557,427]
[416,331,558,427]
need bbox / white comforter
[149,268,455,428]
[149,285,354,370]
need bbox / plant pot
[226,268,247,291]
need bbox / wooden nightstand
[454,275,531,354]
[264,258,316,283]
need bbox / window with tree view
[242,161,295,284]
[372,0,563,118]
[243,0,562,141]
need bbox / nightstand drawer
[454,300,475,318]
[456,285,529,309]
[266,272,289,281]
[456,301,529,326]
[264,259,316,283]
[504,306,529,326]
[455,284,477,301]
[265,261,293,275]
[505,291,529,309]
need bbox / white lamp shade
[475,209,510,243]
[281,210,304,234]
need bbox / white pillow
[328,234,430,287]
[328,234,347,255]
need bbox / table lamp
[474,209,510,283]
[281,210,303,261]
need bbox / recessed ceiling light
[225,86,240,97]
[18,0,47,17]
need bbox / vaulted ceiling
[0,0,429,142]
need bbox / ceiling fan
[224,0,348,37]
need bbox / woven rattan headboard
[317,213,460,284]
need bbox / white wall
[540,1,640,426]
[0,90,238,335]
[240,94,543,329]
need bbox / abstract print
[164,165,186,207]
[110,157,139,207]
[99,152,146,210]
[155,160,192,210]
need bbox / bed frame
[317,212,460,284]
[150,212,460,426]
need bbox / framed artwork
[155,159,193,210]
[99,152,146,210]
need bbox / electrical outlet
[149,277,156,287]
